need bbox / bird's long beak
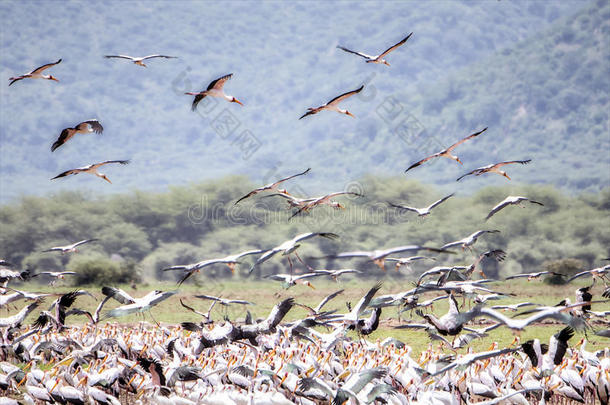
[456,158,462,165]
[102,175,112,184]
[50,380,60,393]
[384,61,390,67]
[233,98,244,106]
[306,282,315,290]
[346,111,355,118]
[51,76,59,82]
[504,173,511,180]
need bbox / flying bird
[42,239,98,254]
[323,245,451,271]
[103,288,177,323]
[405,128,488,172]
[193,294,254,306]
[441,230,500,251]
[249,232,339,273]
[31,271,77,286]
[299,85,363,119]
[505,271,562,282]
[51,160,129,183]
[235,168,310,204]
[336,32,413,66]
[9,59,61,86]
[104,54,177,67]
[457,160,531,181]
[264,272,324,289]
[485,196,544,221]
[385,256,436,272]
[289,191,363,219]
[185,73,242,111]
[388,193,454,217]
[51,120,103,152]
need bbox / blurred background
[0,0,608,284]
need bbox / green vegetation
[1,176,608,282]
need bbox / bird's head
[453,156,462,164]
[382,59,390,67]
[331,202,345,210]
[48,75,59,82]
[345,110,355,118]
[278,188,289,195]
[231,97,243,106]
[502,171,511,180]
[304,281,315,290]
[135,61,147,68]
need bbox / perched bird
[388,193,454,217]
[42,239,98,254]
[485,196,544,221]
[235,168,310,204]
[249,232,339,273]
[299,85,363,119]
[51,120,103,151]
[441,230,500,251]
[405,128,487,172]
[457,160,532,181]
[336,32,412,66]
[104,54,177,67]
[9,59,61,86]
[51,160,129,183]
[185,73,242,111]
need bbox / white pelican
[104,54,177,67]
[337,32,413,66]
[441,230,500,251]
[248,232,339,273]
[456,159,531,181]
[51,119,103,152]
[234,168,310,204]
[8,59,61,86]
[51,160,129,183]
[42,239,98,254]
[485,196,544,221]
[388,193,454,217]
[405,127,487,172]
[299,85,363,119]
[185,73,243,111]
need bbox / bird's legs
[148,310,160,327]
[294,252,314,271]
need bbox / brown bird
[456,160,531,181]
[9,59,61,86]
[405,127,487,172]
[51,120,103,151]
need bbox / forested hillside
[1,176,608,284]
[1,0,605,202]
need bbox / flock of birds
[2,28,610,405]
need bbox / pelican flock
[1,9,609,405]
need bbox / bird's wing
[528,199,545,206]
[294,272,324,281]
[248,249,280,273]
[299,109,318,120]
[405,153,440,173]
[336,45,374,59]
[234,189,262,205]
[566,270,590,283]
[194,294,221,302]
[440,240,463,250]
[294,232,339,244]
[30,59,62,75]
[297,377,335,397]
[445,127,488,152]
[90,160,130,170]
[456,169,479,181]
[104,55,135,60]
[504,274,529,280]
[191,94,206,111]
[329,251,372,259]
[232,249,266,260]
[326,85,364,106]
[207,73,233,91]
[72,239,98,248]
[353,282,382,316]
[492,159,532,169]
[78,120,104,134]
[377,33,413,58]
[51,128,75,152]
[227,299,253,305]
[141,55,177,60]
[146,290,177,307]
[427,193,455,210]
[270,168,311,187]
[387,202,419,213]
[51,168,82,180]
[101,286,135,304]
[344,367,387,394]
[485,199,511,221]
[8,77,26,86]
[315,289,344,313]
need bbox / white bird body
[104,54,177,67]
[186,73,242,110]
[337,33,412,65]
[389,194,454,216]
[42,239,98,254]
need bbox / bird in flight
[324,245,450,271]
[185,73,242,111]
[337,33,413,66]
[405,128,488,172]
[441,230,500,251]
[42,239,98,254]
[300,85,363,119]
[104,54,177,67]
[456,160,531,181]
[289,191,363,219]
[484,196,544,221]
[51,119,104,152]
[388,193,454,217]
[9,59,61,86]
[51,160,130,184]
[235,168,310,205]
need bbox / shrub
[542,258,584,285]
[67,254,140,285]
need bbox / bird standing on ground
[186,73,243,111]
[299,85,363,119]
[9,59,61,86]
[337,32,413,66]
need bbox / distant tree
[542,258,584,285]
